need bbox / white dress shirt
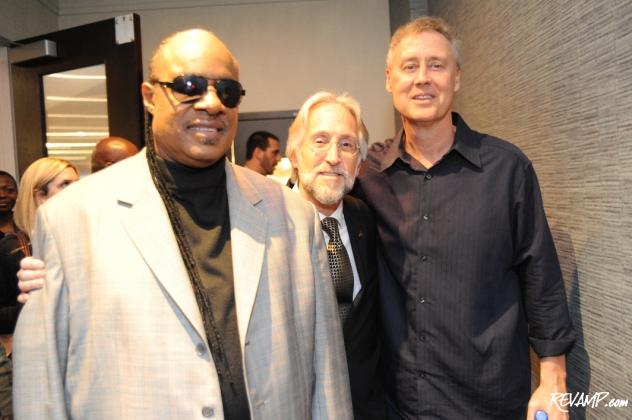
[291,183,361,299]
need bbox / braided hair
[144,115,237,392]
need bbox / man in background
[91,136,139,173]
[244,131,281,175]
[287,91,384,419]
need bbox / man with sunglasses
[13,29,351,419]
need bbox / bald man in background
[91,136,139,173]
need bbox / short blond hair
[14,157,78,234]
[387,16,461,67]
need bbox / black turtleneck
[156,156,250,420]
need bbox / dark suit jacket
[342,195,385,420]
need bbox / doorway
[9,14,144,176]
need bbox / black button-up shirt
[354,113,575,419]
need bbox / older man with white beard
[287,91,385,419]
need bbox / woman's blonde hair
[14,157,78,234]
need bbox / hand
[527,356,569,420]
[17,256,46,303]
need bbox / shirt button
[419,334,426,341]
[421,255,428,262]
[418,297,426,304]
[196,343,206,356]
[423,214,429,221]
[202,406,214,417]
[425,174,432,180]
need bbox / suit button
[196,343,206,356]
[202,406,214,417]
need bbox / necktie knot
[321,217,340,242]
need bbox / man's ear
[385,67,392,93]
[454,67,461,93]
[288,150,299,169]
[141,82,156,114]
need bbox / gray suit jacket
[13,152,352,419]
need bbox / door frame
[10,14,144,175]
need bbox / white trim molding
[57,0,322,16]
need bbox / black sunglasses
[155,75,245,108]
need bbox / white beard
[300,169,354,206]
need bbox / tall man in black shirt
[12,29,351,419]
[354,17,575,419]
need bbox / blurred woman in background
[0,157,78,418]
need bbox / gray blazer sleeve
[13,207,70,419]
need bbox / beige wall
[0,0,58,41]
[0,0,58,176]
[57,0,395,144]
[0,47,17,176]
[429,1,632,419]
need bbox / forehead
[154,34,237,80]
[391,30,455,62]
[307,103,357,135]
[0,175,16,187]
[53,167,77,180]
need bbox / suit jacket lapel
[225,163,267,348]
[119,153,207,342]
[343,197,367,305]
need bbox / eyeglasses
[155,75,245,108]
[306,136,360,156]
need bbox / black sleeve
[514,164,575,356]
[0,236,24,334]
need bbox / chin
[315,184,349,206]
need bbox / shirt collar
[379,112,482,172]
[318,201,345,226]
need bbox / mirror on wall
[43,64,108,176]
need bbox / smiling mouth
[412,94,434,100]
[188,125,223,133]
[318,171,345,179]
[187,122,226,144]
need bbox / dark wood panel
[11,14,144,175]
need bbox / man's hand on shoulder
[17,256,46,303]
